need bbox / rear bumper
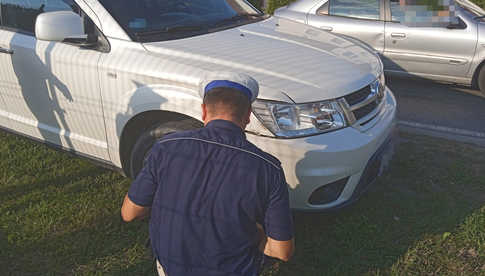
[247,87,397,211]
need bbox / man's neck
[204,116,244,129]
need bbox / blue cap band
[204,80,252,100]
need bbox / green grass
[0,131,484,275]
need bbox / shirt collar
[206,119,246,138]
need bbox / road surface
[386,76,485,145]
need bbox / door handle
[319,26,333,31]
[391,33,406,38]
[0,47,13,54]
[449,59,466,65]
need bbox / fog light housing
[308,177,349,205]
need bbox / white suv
[0,0,396,211]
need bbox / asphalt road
[386,76,485,136]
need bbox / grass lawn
[0,131,484,275]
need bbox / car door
[383,0,477,79]
[0,28,12,130]
[307,0,385,52]
[0,0,109,160]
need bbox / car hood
[143,17,381,103]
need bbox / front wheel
[129,119,202,178]
[476,66,485,97]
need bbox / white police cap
[199,72,259,103]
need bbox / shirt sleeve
[264,169,294,241]
[127,143,161,207]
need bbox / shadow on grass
[1,131,484,275]
[3,214,153,275]
[0,229,10,270]
[0,167,106,204]
[0,131,154,275]
[0,171,154,275]
[274,134,485,275]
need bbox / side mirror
[35,11,87,42]
[446,17,466,29]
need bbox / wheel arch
[119,110,202,177]
[109,84,203,177]
[471,58,485,89]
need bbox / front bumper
[247,88,397,211]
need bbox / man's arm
[262,168,295,262]
[257,224,295,262]
[121,194,151,222]
[121,144,161,222]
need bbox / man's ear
[201,103,207,124]
[244,107,251,126]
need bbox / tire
[477,65,485,97]
[129,118,202,178]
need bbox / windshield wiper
[210,13,266,28]
[134,25,205,38]
[474,15,485,19]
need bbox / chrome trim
[338,98,356,125]
[348,91,379,111]
[355,92,386,126]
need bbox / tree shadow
[280,134,485,275]
[0,168,152,275]
[10,32,74,148]
[0,126,155,275]
[0,167,106,214]
[114,81,168,174]
[114,80,167,139]
[2,214,152,275]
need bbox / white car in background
[0,0,396,211]
[275,0,485,96]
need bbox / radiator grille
[343,84,383,124]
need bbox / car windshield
[98,0,265,42]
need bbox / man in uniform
[121,72,295,276]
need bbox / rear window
[328,0,380,20]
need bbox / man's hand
[121,194,151,222]
[257,223,295,262]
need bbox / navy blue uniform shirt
[128,120,294,276]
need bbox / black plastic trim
[293,135,393,213]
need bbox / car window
[390,0,459,27]
[317,1,329,15]
[1,0,76,34]
[329,0,380,20]
[390,0,405,22]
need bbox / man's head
[199,72,259,129]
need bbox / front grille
[343,84,382,124]
[353,101,378,121]
[344,86,371,106]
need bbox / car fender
[108,84,202,168]
[469,22,485,81]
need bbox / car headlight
[252,99,347,138]
[372,72,386,99]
